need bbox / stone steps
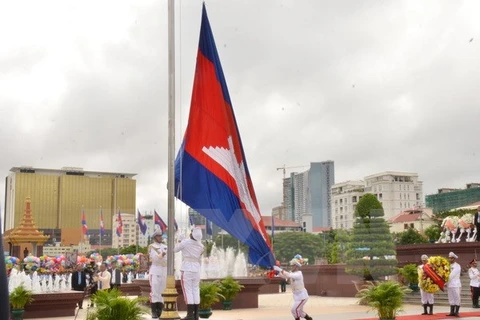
[404,277,475,307]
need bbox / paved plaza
[33,289,480,320]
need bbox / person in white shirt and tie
[445,252,461,317]
[93,263,111,291]
[468,258,480,308]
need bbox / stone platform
[23,291,84,318]
[134,277,267,310]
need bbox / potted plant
[9,285,34,320]
[198,281,224,319]
[356,280,411,320]
[86,288,148,320]
[400,264,419,292]
[219,276,244,310]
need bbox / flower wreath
[419,256,451,293]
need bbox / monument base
[23,291,84,318]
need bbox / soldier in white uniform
[419,254,434,315]
[445,251,461,317]
[174,227,204,320]
[274,256,313,320]
[468,258,480,308]
[148,229,167,319]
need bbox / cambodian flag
[174,3,274,267]
[154,210,168,233]
[99,209,105,237]
[116,211,123,237]
[137,210,147,235]
[81,209,88,235]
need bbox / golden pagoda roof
[6,197,49,244]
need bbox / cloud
[1,0,480,224]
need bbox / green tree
[346,193,397,280]
[213,234,248,254]
[271,231,322,264]
[424,224,442,242]
[327,229,351,264]
[395,228,428,245]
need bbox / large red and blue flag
[137,210,148,235]
[154,210,168,233]
[174,3,274,267]
[81,208,88,235]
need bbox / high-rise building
[363,171,423,220]
[4,166,136,245]
[136,213,155,247]
[283,161,335,228]
[426,183,480,213]
[331,180,365,229]
[112,213,136,248]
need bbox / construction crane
[276,164,309,179]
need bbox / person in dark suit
[71,264,87,309]
[109,264,122,291]
[475,206,480,241]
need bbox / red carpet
[357,311,480,319]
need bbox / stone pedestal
[134,277,266,310]
[23,291,84,318]
[396,242,480,268]
[302,264,360,297]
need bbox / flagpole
[163,0,180,318]
[99,207,102,257]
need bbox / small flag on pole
[81,208,88,235]
[116,210,123,237]
[99,209,105,236]
[271,215,275,241]
[154,210,168,233]
[137,210,147,235]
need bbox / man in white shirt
[419,254,434,315]
[93,263,111,291]
[148,229,167,319]
[274,256,312,320]
[174,227,204,320]
[445,251,461,317]
[468,258,480,308]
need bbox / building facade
[112,213,136,248]
[363,171,423,220]
[283,161,335,228]
[331,180,365,230]
[4,166,136,245]
[426,183,480,213]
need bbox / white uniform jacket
[149,242,168,275]
[446,262,461,288]
[174,238,204,272]
[279,270,308,301]
[469,267,480,287]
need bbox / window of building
[379,193,382,199]
[340,215,343,219]
[352,196,357,203]
[410,223,414,228]
[404,224,408,230]
[340,199,343,204]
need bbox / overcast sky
[1,0,479,224]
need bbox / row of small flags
[82,209,192,237]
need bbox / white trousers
[181,271,201,304]
[149,273,166,303]
[447,287,461,305]
[291,297,308,318]
[420,289,434,304]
